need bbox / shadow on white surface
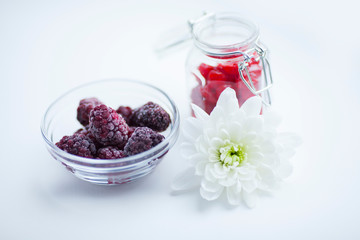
[48,174,151,199]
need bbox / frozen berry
[128,126,137,138]
[129,102,170,132]
[97,146,126,159]
[75,127,90,135]
[77,98,102,126]
[89,104,129,147]
[116,106,132,124]
[124,127,164,156]
[56,134,97,158]
[74,128,101,147]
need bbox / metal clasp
[238,43,273,106]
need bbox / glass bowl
[41,79,180,185]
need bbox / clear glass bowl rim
[40,78,180,165]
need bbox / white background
[1,0,360,239]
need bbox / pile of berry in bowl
[41,79,180,185]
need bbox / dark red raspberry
[128,126,137,138]
[97,146,126,159]
[74,128,101,147]
[77,98,102,126]
[56,134,97,158]
[124,127,164,156]
[129,102,170,132]
[116,106,133,124]
[89,104,129,147]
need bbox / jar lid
[155,12,259,54]
[189,12,259,56]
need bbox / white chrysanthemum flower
[172,88,301,208]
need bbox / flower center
[218,142,247,167]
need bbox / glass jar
[185,12,273,114]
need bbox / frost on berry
[77,98,102,126]
[97,146,126,159]
[124,127,164,156]
[56,134,97,158]
[129,102,170,132]
[89,104,129,147]
[116,106,133,124]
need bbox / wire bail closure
[238,43,273,106]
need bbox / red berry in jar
[186,13,272,115]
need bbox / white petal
[241,132,257,142]
[242,179,258,192]
[204,164,218,182]
[204,127,217,139]
[261,153,279,166]
[218,170,237,187]
[260,141,276,153]
[215,87,239,114]
[242,190,258,208]
[232,109,246,123]
[248,151,264,164]
[237,166,257,180]
[208,166,226,180]
[212,162,229,178]
[247,145,261,154]
[195,136,209,154]
[227,185,242,205]
[191,103,209,121]
[200,185,224,201]
[257,164,278,191]
[227,121,243,142]
[218,128,230,140]
[195,160,207,175]
[171,168,201,191]
[262,130,277,140]
[243,116,264,133]
[210,137,225,148]
[219,177,236,187]
[209,104,225,121]
[188,153,207,166]
[240,96,262,116]
[182,118,202,140]
[201,179,223,192]
[180,142,197,158]
[277,160,293,178]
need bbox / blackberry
[56,134,97,158]
[129,102,170,132]
[89,104,129,147]
[77,98,102,126]
[97,146,126,159]
[124,127,164,156]
[116,106,133,124]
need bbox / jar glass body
[185,13,270,114]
